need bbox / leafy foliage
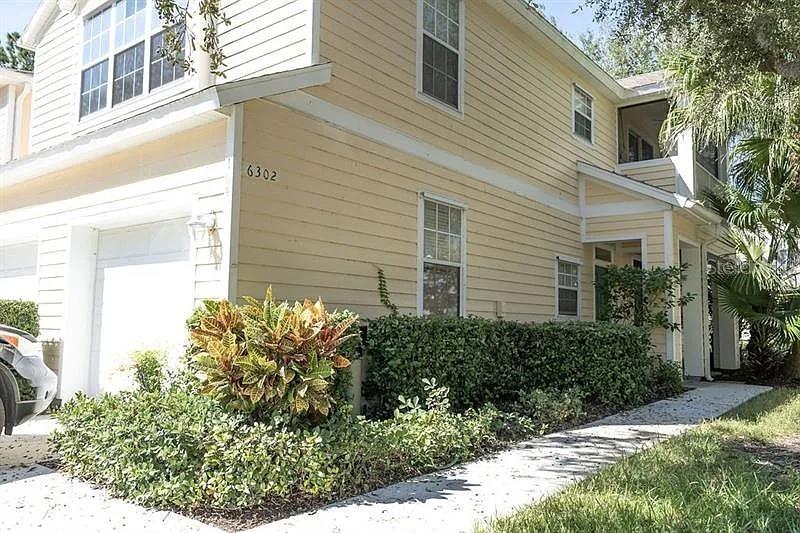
[376,267,398,314]
[704,137,800,379]
[52,380,511,509]
[363,315,667,419]
[129,350,166,393]
[0,32,34,71]
[511,388,584,434]
[602,264,694,331]
[0,300,39,336]
[578,27,662,78]
[188,288,358,420]
[153,0,229,76]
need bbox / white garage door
[90,219,193,393]
[0,242,38,302]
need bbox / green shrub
[129,350,166,393]
[512,388,584,433]
[0,300,39,336]
[188,288,358,420]
[364,316,659,418]
[52,380,503,509]
[645,358,684,399]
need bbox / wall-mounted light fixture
[186,212,218,242]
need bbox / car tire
[0,395,5,435]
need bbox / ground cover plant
[51,288,686,528]
[482,387,800,533]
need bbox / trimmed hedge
[363,316,663,418]
[0,300,39,336]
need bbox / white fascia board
[1,64,334,187]
[583,200,666,218]
[20,1,59,50]
[0,69,33,85]
[0,88,226,187]
[216,63,333,106]
[577,161,678,206]
[271,91,580,216]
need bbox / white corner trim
[223,103,244,302]
[270,91,581,216]
[583,200,665,218]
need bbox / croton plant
[188,287,358,420]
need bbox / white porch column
[681,243,705,377]
[59,226,99,400]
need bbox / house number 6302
[247,164,278,181]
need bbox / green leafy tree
[578,28,662,78]
[0,32,34,71]
[153,0,229,76]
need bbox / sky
[0,0,600,48]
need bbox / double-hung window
[419,0,463,111]
[572,85,593,143]
[421,197,465,316]
[80,0,185,118]
[556,258,580,318]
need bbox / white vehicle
[0,325,57,435]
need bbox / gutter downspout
[12,82,31,160]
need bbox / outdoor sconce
[186,212,218,242]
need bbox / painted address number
[246,164,278,181]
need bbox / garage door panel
[90,219,192,394]
[0,241,38,302]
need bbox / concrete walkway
[0,382,770,533]
[251,382,771,533]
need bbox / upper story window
[421,196,465,316]
[572,84,593,143]
[80,0,185,118]
[418,0,463,112]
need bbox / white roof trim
[20,1,60,50]
[577,161,722,224]
[0,69,33,85]
[0,63,332,186]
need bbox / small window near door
[594,247,612,262]
[632,258,643,269]
[557,259,580,317]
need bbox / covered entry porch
[578,162,739,378]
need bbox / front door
[595,265,611,321]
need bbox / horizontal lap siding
[239,100,583,321]
[621,163,677,192]
[3,123,229,338]
[584,181,640,204]
[29,12,75,151]
[309,0,617,203]
[219,0,314,81]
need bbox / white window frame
[77,0,187,122]
[415,0,466,118]
[555,255,582,320]
[417,191,467,317]
[571,83,594,145]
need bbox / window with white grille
[421,198,464,316]
[573,85,593,143]
[80,0,186,118]
[418,0,463,111]
[557,259,580,317]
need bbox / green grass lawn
[482,388,800,533]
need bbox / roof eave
[20,1,59,50]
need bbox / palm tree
[705,137,800,379]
